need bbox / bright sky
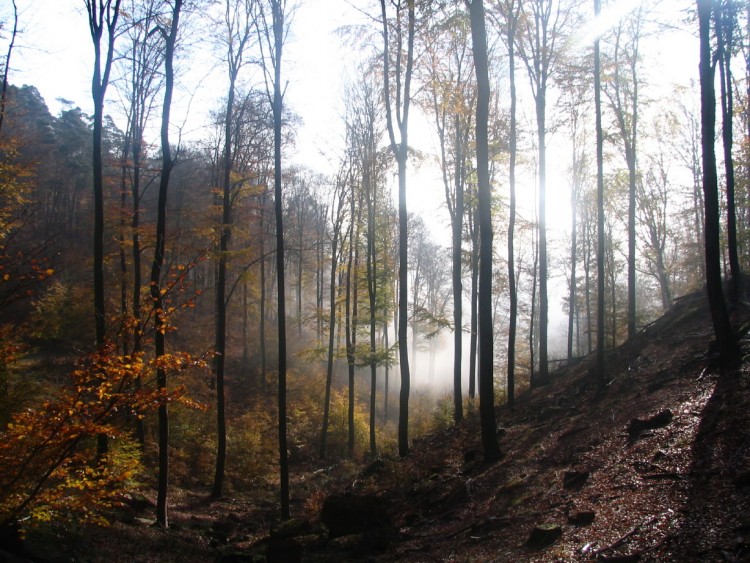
[1,0,703,372]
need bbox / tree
[115,0,167,445]
[492,0,521,406]
[515,0,573,386]
[257,0,291,520]
[212,0,257,501]
[380,0,415,458]
[714,0,741,299]
[468,0,501,463]
[594,0,605,386]
[0,0,17,136]
[637,116,676,312]
[86,0,122,457]
[421,4,474,422]
[319,166,347,459]
[697,0,739,368]
[150,0,183,529]
[601,2,645,339]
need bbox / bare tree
[467,0,501,463]
[601,2,645,339]
[420,4,474,422]
[380,0,415,458]
[0,0,18,136]
[86,0,122,459]
[257,0,291,519]
[86,0,122,351]
[150,0,183,529]
[594,0,605,386]
[697,0,738,369]
[515,0,574,385]
[212,0,257,501]
[492,0,521,405]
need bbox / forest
[0,0,748,561]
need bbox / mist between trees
[0,0,746,528]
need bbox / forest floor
[11,287,750,562]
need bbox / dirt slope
[364,290,750,562]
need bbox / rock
[525,523,563,549]
[568,511,596,527]
[734,471,750,489]
[563,470,591,490]
[269,517,311,540]
[123,492,153,512]
[320,494,391,539]
[266,537,302,563]
[360,459,385,478]
[627,409,673,437]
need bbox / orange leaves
[0,345,207,529]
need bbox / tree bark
[151,0,182,529]
[380,0,415,458]
[594,0,606,387]
[697,0,738,369]
[468,0,501,463]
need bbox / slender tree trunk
[152,0,181,529]
[594,0,606,387]
[0,0,17,136]
[87,0,121,459]
[259,191,267,391]
[320,198,342,459]
[506,0,519,407]
[716,2,740,300]
[468,0,501,463]
[212,70,237,500]
[268,0,290,520]
[366,179,378,456]
[536,93,549,385]
[380,0,415,458]
[345,214,356,457]
[469,205,478,399]
[697,0,738,368]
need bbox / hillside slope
[6,288,748,563]
[354,289,750,562]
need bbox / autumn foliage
[0,347,206,530]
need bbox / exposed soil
[9,288,750,562]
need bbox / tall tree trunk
[536,92,549,386]
[212,68,237,500]
[320,192,343,459]
[380,0,415,458]
[87,0,122,459]
[697,0,739,368]
[715,1,740,300]
[259,190,267,391]
[268,0,290,520]
[345,215,356,457]
[469,205,478,399]
[152,0,181,529]
[0,0,17,136]
[595,0,606,387]
[468,0,501,463]
[506,0,519,407]
[366,178,378,456]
